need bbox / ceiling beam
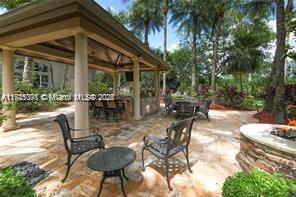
[18,44,115,73]
[0,18,80,47]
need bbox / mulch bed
[253,111,289,125]
[209,104,252,111]
[210,104,289,125]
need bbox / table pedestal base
[97,168,128,197]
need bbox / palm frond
[0,0,31,10]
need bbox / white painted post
[1,48,17,131]
[133,58,141,120]
[74,32,88,137]
[154,70,160,110]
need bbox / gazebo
[0,0,170,132]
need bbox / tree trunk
[272,0,286,123]
[63,64,69,90]
[211,16,222,103]
[264,54,277,112]
[285,0,293,83]
[50,64,55,89]
[144,22,149,47]
[264,0,293,112]
[162,6,168,95]
[248,73,252,95]
[22,57,34,85]
[191,16,198,96]
[240,72,243,93]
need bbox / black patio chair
[103,100,121,121]
[54,114,105,182]
[141,117,196,191]
[89,101,95,114]
[115,100,125,117]
[175,101,195,120]
[164,96,176,117]
[195,99,212,121]
[93,101,105,118]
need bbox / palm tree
[246,0,293,123]
[107,8,128,26]
[127,0,163,46]
[0,0,34,85]
[210,0,231,102]
[222,25,266,93]
[160,0,172,94]
[0,0,30,9]
[171,0,208,96]
[272,0,288,123]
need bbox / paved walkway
[16,104,74,127]
[0,109,257,197]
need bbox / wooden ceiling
[0,0,170,72]
[15,36,152,72]
[19,36,141,71]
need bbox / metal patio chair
[103,100,122,121]
[141,117,196,191]
[164,96,176,117]
[175,101,195,120]
[94,101,106,118]
[195,99,212,121]
[54,114,105,182]
[115,100,125,117]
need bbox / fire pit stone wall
[236,124,296,179]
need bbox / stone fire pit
[236,124,296,179]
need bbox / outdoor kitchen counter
[118,96,160,120]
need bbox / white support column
[113,71,120,96]
[1,48,18,131]
[74,32,88,137]
[133,58,141,120]
[154,70,160,110]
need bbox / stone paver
[0,109,257,197]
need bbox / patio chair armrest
[70,127,99,134]
[70,127,88,131]
[143,134,167,146]
[165,128,170,135]
[73,133,103,142]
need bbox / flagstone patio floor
[0,109,257,197]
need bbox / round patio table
[87,146,136,197]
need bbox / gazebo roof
[0,0,170,72]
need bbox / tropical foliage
[222,170,296,197]
[0,167,35,197]
[126,0,163,46]
[1,0,295,123]
[14,81,70,113]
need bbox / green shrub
[197,84,211,101]
[216,87,245,108]
[222,170,296,197]
[15,81,70,113]
[0,167,35,197]
[287,105,296,120]
[243,95,255,109]
[88,81,110,94]
[0,103,14,124]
